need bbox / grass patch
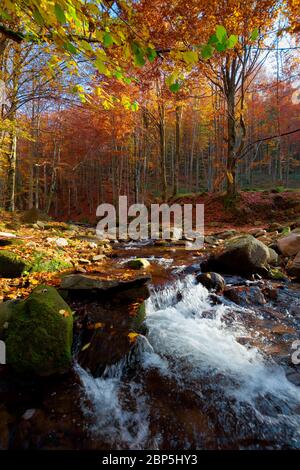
[30,251,72,273]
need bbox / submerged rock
[196,272,225,293]
[61,273,151,292]
[0,285,73,376]
[201,235,270,276]
[224,285,266,306]
[0,250,29,278]
[75,286,149,377]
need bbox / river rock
[286,369,300,387]
[287,251,300,279]
[0,232,17,239]
[268,247,279,266]
[224,285,266,306]
[204,236,218,245]
[196,272,225,293]
[268,222,283,232]
[55,238,69,248]
[215,230,237,239]
[88,242,98,249]
[76,288,149,377]
[92,254,106,262]
[125,258,150,269]
[61,273,151,292]
[249,229,267,238]
[1,285,73,376]
[201,235,270,276]
[0,250,29,278]
[36,221,45,230]
[277,233,300,257]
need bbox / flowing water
[76,273,300,450]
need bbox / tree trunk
[5,132,17,211]
[226,89,237,195]
[159,107,167,201]
[173,104,181,196]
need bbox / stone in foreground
[0,285,73,376]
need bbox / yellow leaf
[81,343,91,352]
[128,332,139,344]
[87,322,105,330]
[182,50,198,64]
[226,172,234,184]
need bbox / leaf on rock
[128,332,139,344]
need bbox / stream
[1,240,300,450]
[75,242,300,450]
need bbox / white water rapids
[76,275,300,449]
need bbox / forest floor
[172,189,300,230]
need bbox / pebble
[22,409,36,420]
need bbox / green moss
[30,251,72,273]
[5,285,73,376]
[268,268,288,281]
[0,300,20,337]
[274,186,286,193]
[280,227,291,236]
[130,302,147,334]
[0,250,29,278]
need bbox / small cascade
[77,275,300,449]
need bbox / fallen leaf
[87,322,105,330]
[128,332,139,344]
[81,343,91,352]
[59,309,70,318]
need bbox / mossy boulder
[0,300,18,339]
[0,250,29,278]
[1,285,73,376]
[202,235,270,276]
[126,258,150,269]
[20,208,50,224]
